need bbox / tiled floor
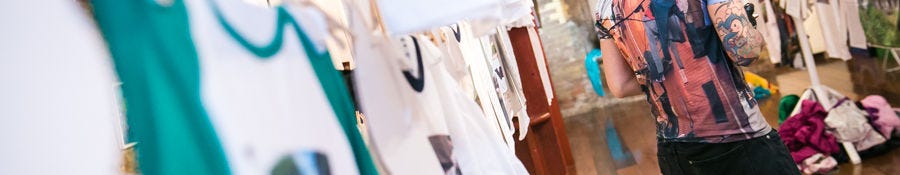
[565,57,900,175]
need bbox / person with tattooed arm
[594,0,799,174]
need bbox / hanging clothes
[841,0,868,49]
[457,22,517,148]
[416,34,530,175]
[437,26,478,99]
[92,0,375,174]
[495,28,532,140]
[761,0,784,64]
[814,0,853,60]
[347,2,446,174]
[374,0,533,36]
[0,1,121,174]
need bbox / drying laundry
[92,0,372,174]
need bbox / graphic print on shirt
[429,135,462,175]
[402,37,426,92]
[596,0,769,142]
[271,151,331,175]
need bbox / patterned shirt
[596,0,770,143]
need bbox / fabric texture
[800,153,837,174]
[348,3,453,173]
[596,0,770,143]
[825,99,886,151]
[861,95,900,139]
[92,0,232,174]
[778,95,800,125]
[778,100,840,163]
[657,130,801,175]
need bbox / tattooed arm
[708,0,765,66]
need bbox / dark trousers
[657,130,801,175]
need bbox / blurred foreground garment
[0,1,121,174]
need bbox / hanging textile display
[419,36,530,174]
[841,0,868,49]
[458,23,517,148]
[349,1,528,172]
[815,0,852,60]
[494,28,531,140]
[0,1,122,174]
[346,2,447,174]
[374,0,534,36]
[761,0,784,64]
[91,0,376,174]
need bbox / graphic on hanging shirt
[270,150,331,175]
[428,135,462,175]
[402,37,427,92]
[596,0,770,143]
[347,3,447,173]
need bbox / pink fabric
[801,153,837,174]
[779,100,841,163]
[861,95,900,139]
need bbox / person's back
[594,0,800,174]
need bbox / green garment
[779,94,801,125]
[92,0,377,174]
[92,0,230,174]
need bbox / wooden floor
[775,61,858,100]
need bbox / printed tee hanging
[92,0,376,174]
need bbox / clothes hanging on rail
[374,0,534,36]
[347,2,446,174]
[458,24,517,148]
[761,0,784,64]
[0,1,121,174]
[92,0,375,174]
[418,35,530,175]
[494,28,531,140]
[814,0,853,60]
[841,0,868,49]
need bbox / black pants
[657,130,801,175]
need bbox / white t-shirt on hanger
[185,0,359,174]
[348,2,446,174]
